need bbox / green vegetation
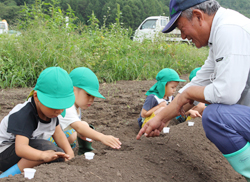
[1,0,250,30]
[1,0,170,30]
[219,0,250,18]
[0,1,208,88]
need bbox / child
[137,68,186,128]
[185,67,206,120]
[49,67,121,155]
[0,67,75,178]
[175,67,206,122]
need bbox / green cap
[34,67,75,117]
[189,67,201,81]
[146,68,186,99]
[69,67,105,99]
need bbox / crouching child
[49,67,121,155]
[0,67,75,178]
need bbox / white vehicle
[0,20,21,36]
[133,16,189,43]
[0,20,8,34]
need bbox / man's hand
[136,116,165,140]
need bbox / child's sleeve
[58,106,80,131]
[7,106,37,138]
[142,95,158,111]
[193,101,200,106]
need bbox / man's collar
[208,7,226,46]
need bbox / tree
[4,0,250,30]
[0,0,21,24]
[121,4,133,28]
[14,0,34,6]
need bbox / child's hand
[64,153,74,161]
[100,135,122,149]
[41,150,70,162]
[159,101,167,107]
[186,110,202,118]
[65,151,74,161]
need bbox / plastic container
[84,152,95,160]
[24,168,36,179]
[163,127,170,133]
[188,121,194,126]
[86,138,92,142]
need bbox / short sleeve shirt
[0,97,59,153]
[58,104,81,131]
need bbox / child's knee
[68,131,77,144]
[29,139,63,152]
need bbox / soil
[0,74,246,182]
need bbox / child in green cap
[185,67,206,120]
[175,67,207,122]
[49,67,121,155]
[137,68,186,128]
[0,67,75,178]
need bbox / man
[136,0,250,181]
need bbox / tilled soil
[0,75,245,182]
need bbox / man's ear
[192,9,204,25]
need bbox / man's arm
[178,86,207,105]
[141,101,167,118]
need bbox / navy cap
[162,0,208,33]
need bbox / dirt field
[0,74,246,182]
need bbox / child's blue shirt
[137,94,174,128]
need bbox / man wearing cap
[137,0,250,180]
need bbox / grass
[0,1,209,88]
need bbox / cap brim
[37,91,75,110]
[162,12,182,33]
[176,79,186,82]
[171,78,186,82]
[84,88,105,99]
[61,109,66,117]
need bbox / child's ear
[33,91,39,102]
[73,86,78,96]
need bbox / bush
[0,1,208,88]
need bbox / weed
[0,2,208,88]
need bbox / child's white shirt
[58,104,81,131]
[154,95,173,105]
